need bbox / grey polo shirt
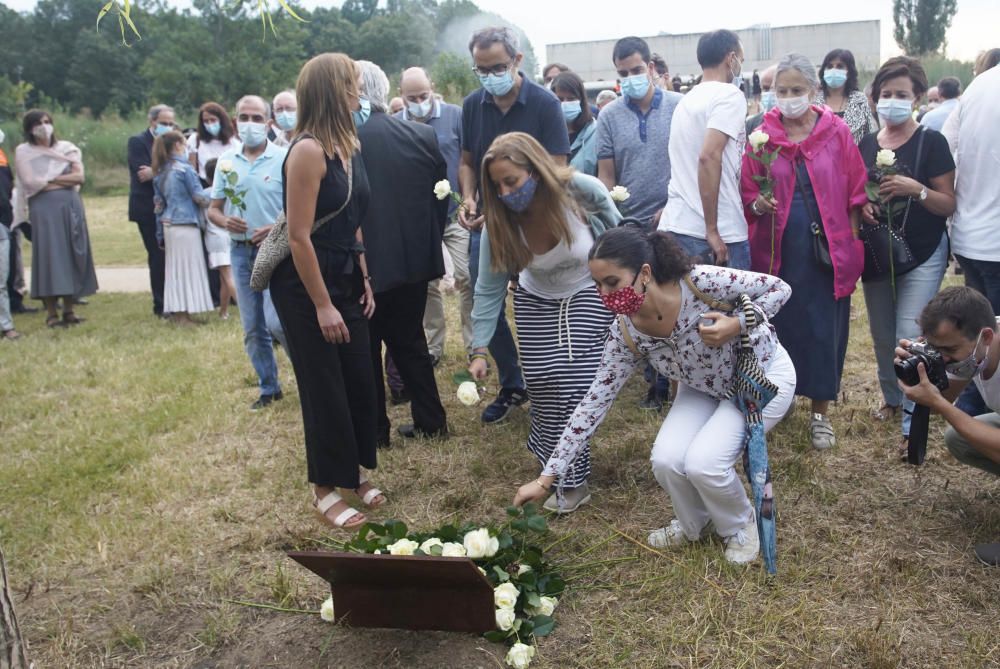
[596,88,683,224]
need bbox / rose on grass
[387,538,419,555]
[464,528,499,559]
[875,149,896,169]
[506,642,536,669]
[434,179,452,200]
[494,582,520,610]
[457,381,480,406]
[320,596,335,622]
[419,538,444,554]
[441,542,467,557]
[495,606,516,632]
[526,595,558,617]
[748,130,769,152]
[517,564,532,576]
[609,185,630,202]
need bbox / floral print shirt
[541,266,791,480]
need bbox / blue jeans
[863,233,949,436]
[231,242,286,396]
[954,255,1000,417]
[469,228,525,392]
[670,233,751,270]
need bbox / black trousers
[370,281,447,440]
[269,266,378,489]
[3,223,23,310]
[134,217,165,315]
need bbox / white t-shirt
[974,317,1000,412]
[519,212,594,300]
[186,134,242,182]
[659,81,747,243]
[942,65,1000,262]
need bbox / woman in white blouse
[512,226,797,565]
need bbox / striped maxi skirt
[513,285,614,488]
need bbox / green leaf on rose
[511,519,529,532]
[493,565,510,582]
[517,571,537,588]
[498,532,513,550]
[429,545,443,556]
[226,171,239,186]
[452,371,473,384]
[865,182,881,202]
[506,506,521,517]
[531,615,555,637]
[483,630,509,643]
[526,592,542,609]
[527,515,548,533]
[438,524,458,542]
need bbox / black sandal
[62,312,85,325]
[46,315,66,328]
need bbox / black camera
[893,341,950,466]
[894,341,949,391]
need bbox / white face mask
[407,98,433,119]
[777,95,811,119]
[0,128,5,145]
[32,122,54,142]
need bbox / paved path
[25,266,150,293]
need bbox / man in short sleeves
[458,26,570,424]
[659,29,750,270]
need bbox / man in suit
[356,60,449,447]
[127,104,173,316]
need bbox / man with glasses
[458,26,570,424]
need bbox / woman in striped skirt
[468,132,621,514]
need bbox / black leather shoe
[396,424,448,440]
[250,391,284,411]
[974,542,1000,566]
[389,388,410,405]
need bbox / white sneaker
[723,517,760,564]
[810,413,836,450]
[647,519,713,549]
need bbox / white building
[546,21,881,84]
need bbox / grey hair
[468,26,519,59]
[775,53,820,90]
[147,104,173,122]
[356,60,390,113]
[596,90,617,105]
[235,95,271,119]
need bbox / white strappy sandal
[355,473,386,509]
[313,491,366,530]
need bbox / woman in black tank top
[267,53,384,531]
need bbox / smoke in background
[437,12,540,77]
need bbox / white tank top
[519,211,595,300]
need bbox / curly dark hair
[589,225,692,284]
[819,48,860,96]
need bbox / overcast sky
[4,0,997,61]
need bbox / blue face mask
[876,98,914,126]
[204,121,221,137]
[823,68,848,89]
[353,97,371,127]
[479,69,516,97]
[499,175,538,213]
[561,100,582,122]
[275,111,296,132]
[238,121,268,148]
[761,90,778,112]
[154,123,172,137]
[620,73,650,100]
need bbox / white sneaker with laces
[647,519,713,549]
[723,516,760,564]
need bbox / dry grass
[1,263,999,668]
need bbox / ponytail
[151,130,185,176]
[589,225,692,283]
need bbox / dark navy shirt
[462,72,570,189]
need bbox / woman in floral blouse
[512,226,796,565]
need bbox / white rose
[320,596,335,622]
[495,606,516,631]
[505,642,536,669]
[217,159,233,173]
[493,582,520,610]
[463,528,499,559]
[456,381,480,406]
[441,542,467,557]
[517,564,532,576]
[748,130,770,152]
[609,185,630,202]
[387,538,419,556]
[875,149,896,169]
[433,179,452,200]
[419,538,444,554]
[535,596,558,617]
[374,549,382,554]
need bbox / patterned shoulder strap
[617,315,642,357]
[683,274,734,312]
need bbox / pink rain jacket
[741,106,867,299]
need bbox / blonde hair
[480,132,578,273]
[295,53,360,159]
[151,130,186,175]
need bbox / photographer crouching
[895,286,1000,566]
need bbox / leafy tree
[341,0,380,27]
[893,0,958,56]
[356,11,435,75]
[431,51,478,103]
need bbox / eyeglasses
[472,61,515,77]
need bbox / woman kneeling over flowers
[513,226,796,565]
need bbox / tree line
[0,0,539,119]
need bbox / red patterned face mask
[598,276,646,315]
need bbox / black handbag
[859,127,926,281]
[793,159,834,272]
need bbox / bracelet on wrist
[534,478,551,492]
[751,200,762,216]
[470,352,488,361]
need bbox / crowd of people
[1,27,998,567]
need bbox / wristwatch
[918,187,928,201]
